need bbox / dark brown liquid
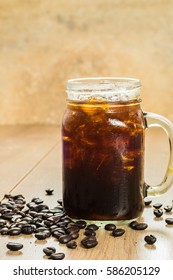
[62,100,145,221]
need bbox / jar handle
[144,112,173,196]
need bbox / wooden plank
[0,125,60,200]
[0,126,173,260]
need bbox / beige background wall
[0,0,173,125]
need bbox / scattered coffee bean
[129,221,138,229]
[36,204,49,212]
[164,206,172,212]
[4,193,13,199]
[165,218,173,225]
[43,246,56,256]
[33,198,44,204]
[84,228,96,236]
[52,231,64,239]
[14,194,25,200]
[129,221,148,230]
[153,203,162,209]
[112,228,125,237]
[45,188,54,195]
[135,223,148,230]
[0,219,6,227]
[6,242,23,251]
[2,212,14,220]
[36,226,49,232]
[0,227,9,235]
[50,252,65,260]
[21,225,35,234]
[66,225,80,234]
[66,240,77,249]
[144,198,152,206]
[153,209,163,218]
[81,236,98,249]
[35,232,49,240]
[104,224,116,231]
[61,217,72,224]
[75,220,87,229]
[58,234,72,244]
[144,235,157,245]
[69,231,79,240]
[8,227,21,236]
[1,191,170,259]
[57,199,62,206]
[86,224,99,231]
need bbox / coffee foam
[67,78,141,102]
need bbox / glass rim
[66,77,141,102]
[67,77,141,89]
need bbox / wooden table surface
[0,125,173,260]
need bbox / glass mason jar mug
[62,77,173,223]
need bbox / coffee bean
[86,224,99,231]
[14,194,25,200]
[8,227,21,236]
[33,217,43,224]
[44,220,54,227]
[66,225,80,234]
[112,228,125,237]
[35,204,49,212]
[43,246,56,256]
[81,236,98,249]
[35,226,48,233]
[164,206,172,212]
[53,228,66,235]
[144,235,157,245]
[66,240,77,249]
[153,209,163,217]
[11,215,22,223]
[104,224,116,231]
[50,226,61,233]
[129,221,138,229]
[56,221,67,228]
[35,232,49,240]
[1,202,15,209]
[135,223,148,230]
[43,230,51,238]
[144,198,152,206]
[0,227,9,235]
[15,199,26,205]
[32,198,44,204]
[57,199,62,206]
[22,217,32,222]
[55,205,64,211]
[60,217,72,224]
[69,231,79,240]
[52,231,63,239]
[58,234,72,244]
[0,219,6,227]
[21,225,35,234]
[75,220,87,229]
[6,242,23,251]
[2,212,14,220]
[42,212,53,219]
[165,218,173,225]
[4,193,13,199]
[57,198,62,206]
[50,252,65,260]
[130,222,148,230]
[84,228,96,236]
[45,188,54,195]
[153,203,162,209]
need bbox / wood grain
[0,125,60,200]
